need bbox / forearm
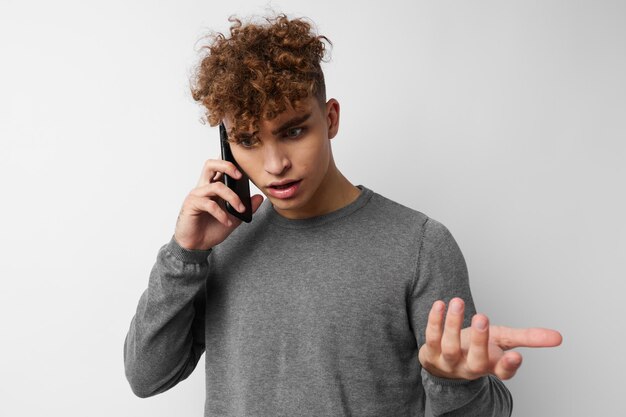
[123,236,210,397]
[422,369,512,417]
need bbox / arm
[123,236,211,398]
[409,218,513,416]
[123,158,264,398]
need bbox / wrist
[173,235,211,251]
[167,235,212,263]
[421,368,486,386]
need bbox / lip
[266,179,302,199]
[267,178,301,187]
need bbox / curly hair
[190,13,332,137]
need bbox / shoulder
[360,187,429,228]
[362,186,460,250]
[362,187,449,236]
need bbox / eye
[284,127,305,139]
[237,136,259,149]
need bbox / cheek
[313,141,331,170]
[232,152,259,177]
[300,139,329,168]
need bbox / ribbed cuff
[166,235,212,264]
[421,367,488,387]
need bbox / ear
[325,98,340,139]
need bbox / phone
[219,123,253,223]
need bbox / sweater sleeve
[123,236,211,398]
[409,218,513,417]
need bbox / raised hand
[418,298,562,381]
[174,158,264,250]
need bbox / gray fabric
[124,185,512,416]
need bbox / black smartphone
[219,123,253,223]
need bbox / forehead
[223,96,322,134]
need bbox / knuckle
[427,318,441,329]
[440,339,457,353]
[428,318,441,329]
[203,159,215,171]
[501,339,515,351]
[467,359,489,375]
[425,339,439,350]
[492,325,514,350]
[226,189,239,202]
[440,346,460,363]
[205,199,218,211]
[183,194,198,208]
[190,186,203,197]
[425,333,439,344]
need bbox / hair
[190,13,332,136]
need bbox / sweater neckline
[265,185,373,229]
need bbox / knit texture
[124,185,512,416]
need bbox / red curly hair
[190,13,332,137]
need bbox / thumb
[251,194,265,213]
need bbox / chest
[207,227,417,344]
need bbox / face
[223,96,341,219]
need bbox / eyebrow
[235,112,312,140]
[271,112,311,135]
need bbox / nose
[263,143,291,176]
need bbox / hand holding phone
[173,125,262,250]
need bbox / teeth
[270,180,300,190]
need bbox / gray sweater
[124,185,512,416]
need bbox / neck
[275,158,361,219]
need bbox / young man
[124,14,561,416]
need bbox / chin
[268,197,300,209]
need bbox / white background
[1,1,624,416]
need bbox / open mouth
[269,180,301,189]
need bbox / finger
[490,326,563,350]
[493,351,523,380]
[466,314,490,377]
[211,171,223,183]
[424,300,446,356]
[440,297,465,364]
[192,182,246,214]
[189,195,232,227]
[197,159,242,187]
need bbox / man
[124,13,561,416]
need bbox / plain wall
[1,1,624,416]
